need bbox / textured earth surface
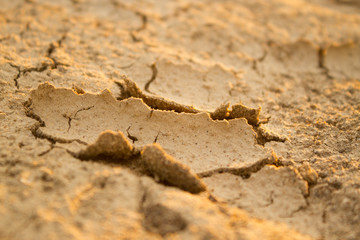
[1,0,359,239]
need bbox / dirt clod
[141,144,207,194]
[75,130,134,160]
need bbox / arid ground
[0,0,359,239]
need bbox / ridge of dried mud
[1,0,360,240]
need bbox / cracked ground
[0,0,360,239]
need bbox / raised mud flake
[27,83,272,175]
[115,76,263,125]
[115,77,200,114]
[141,144,206,194]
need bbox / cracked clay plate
[26,83,273,175]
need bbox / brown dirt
[1,0,359,239]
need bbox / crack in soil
[65,106,94,132]
[30,122,88,145]
[126,125,139,143]
[144,63,157,93]
[9,63,50,89]
[4,22,67,89]
[135,12,147,32]
[8,33,70,89]
[111,2,148,42]
[46,34,68,69]
[38,143,55,156]
[153,131,160,143]
[318,48,333,79]
[10,64,21,89]
[130,11,147,42]
[24,100,87,145]
[8,55,61,90]
[198,153,278,179]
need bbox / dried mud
[1,0,360,240]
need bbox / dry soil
[0,0,360,240]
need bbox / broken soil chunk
[141,144,207,194]
[76,130,134,160]
[229,103,261,125]
[210,102,230,120]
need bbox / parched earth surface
[1,0,360,239]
